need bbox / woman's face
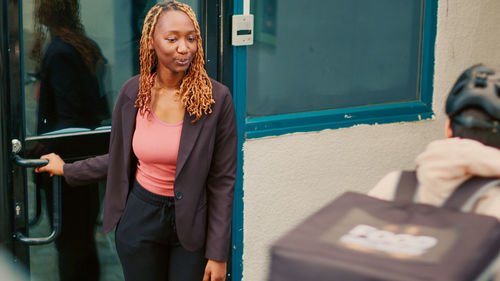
[151,10,198,76]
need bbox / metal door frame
[3,0,30,267]
[204,1,241,280]
[203,0,233,88]
[0,0,16,260]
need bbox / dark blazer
[63,75,237,262]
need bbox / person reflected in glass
[30,0,110,280]
[31,0,110,133]
[36,1,237,281]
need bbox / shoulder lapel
[176,112,205,177]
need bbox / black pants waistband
[132,179,175,207]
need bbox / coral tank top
[132,110,183,197]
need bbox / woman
[37,1,237,281]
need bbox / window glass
[246,0,423,117]
[22,0,200,137]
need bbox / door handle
[11,152,62,245]
[14,176,62,245]
[13,154,48,167]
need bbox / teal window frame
[241,0,437,139]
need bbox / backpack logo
[340,224,438,256]
[321,208,458,262]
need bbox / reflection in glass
[23,0,200,137]
[31,2,111,135]
[247,0,422,117]
[28,2,109,280]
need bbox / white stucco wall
[241,1,500,280]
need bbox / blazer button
[175,192,183,200]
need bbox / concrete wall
[241,0,500,280]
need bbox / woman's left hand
[203,259,226,281]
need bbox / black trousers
[115,180,207,281]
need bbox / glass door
[1,0,225,280]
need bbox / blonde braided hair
[135,1,214,122]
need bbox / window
[243,0,437,138]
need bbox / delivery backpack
[269,171,500,281]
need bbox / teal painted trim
[420,0,437,109]
[245,0,438,139]
[246,102,434,138]
[231,1,244,281]
[248,101,429,124]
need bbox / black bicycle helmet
[446,64,500,120]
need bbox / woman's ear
[445,118,453,138]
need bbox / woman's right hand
[35,153,65,176]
